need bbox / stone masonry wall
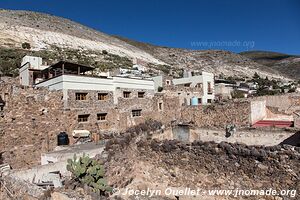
[0,81,66,169]
[0,79,253,169]
[180,100,251,128]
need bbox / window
[158,102,163,111]
[78,114,89,122]
[138,92,145,98]
[97,113,107,121]
[207,99,212,104]
[196,83,202,88]
[207,82,212,94]
[132,109,142,117]
[123,91,131,98]
[75,93,87,100]
[198,98,202,104]
[98,93,108,100]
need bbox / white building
[153,71,215,105]
[19,56,49,86]
[19,56,155,104]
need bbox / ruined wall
[0,81,66,169]
[180,100,251,128]
[106,134,300,200]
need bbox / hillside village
[0,54,300,199]
[0,8,299,200]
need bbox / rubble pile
[105,134,300,199]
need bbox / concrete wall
[201,72,215,104]
[36,75,155,92]
[10,161,70,183]
[19,63,30,86]
[190,128,297,146]
[113,76,154,90]
[21,56,43,70]
[36,75,64,90]
[41,143,105,165]
[152,75,163,91]
[253,94,300,114]
[155,127,296,146]
[250,100,266,124]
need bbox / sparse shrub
[102,50,108,54]
[231,90,245,98]
[158,86,163,92]
[22,42,31,49]
[67,154,112,195]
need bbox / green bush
[22,42,31,49]
[67,154,112,194]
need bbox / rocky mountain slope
[0,9,295,80]
[240,51,300,80]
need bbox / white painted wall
[172,72,214,105]
[201,72,215,104]
[152,75,163,91]
[36,75,154,91]
[36,75,64,90]
[250,100,266,124]
[113,76,154,90]
[19,63,30,86]
[21,56,44,70]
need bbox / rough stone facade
[0,80,66,169]
[180,100,251,128]
[0,78,252,169]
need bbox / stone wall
[190,127,296,146]
[0,81,66,169]
[0,80,254,169]
[180,100,251,128]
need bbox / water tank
[57,132,69,146]
[191,97,198,106]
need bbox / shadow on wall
[280,131,300,147]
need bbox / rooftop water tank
[57,132,69,146]
[191,97,198,106]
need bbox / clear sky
[0,0,299,54]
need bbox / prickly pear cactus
[66,154,112,194]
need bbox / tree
[22,42,31,49]
[253,72,260,79]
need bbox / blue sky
[0,0,299,54]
